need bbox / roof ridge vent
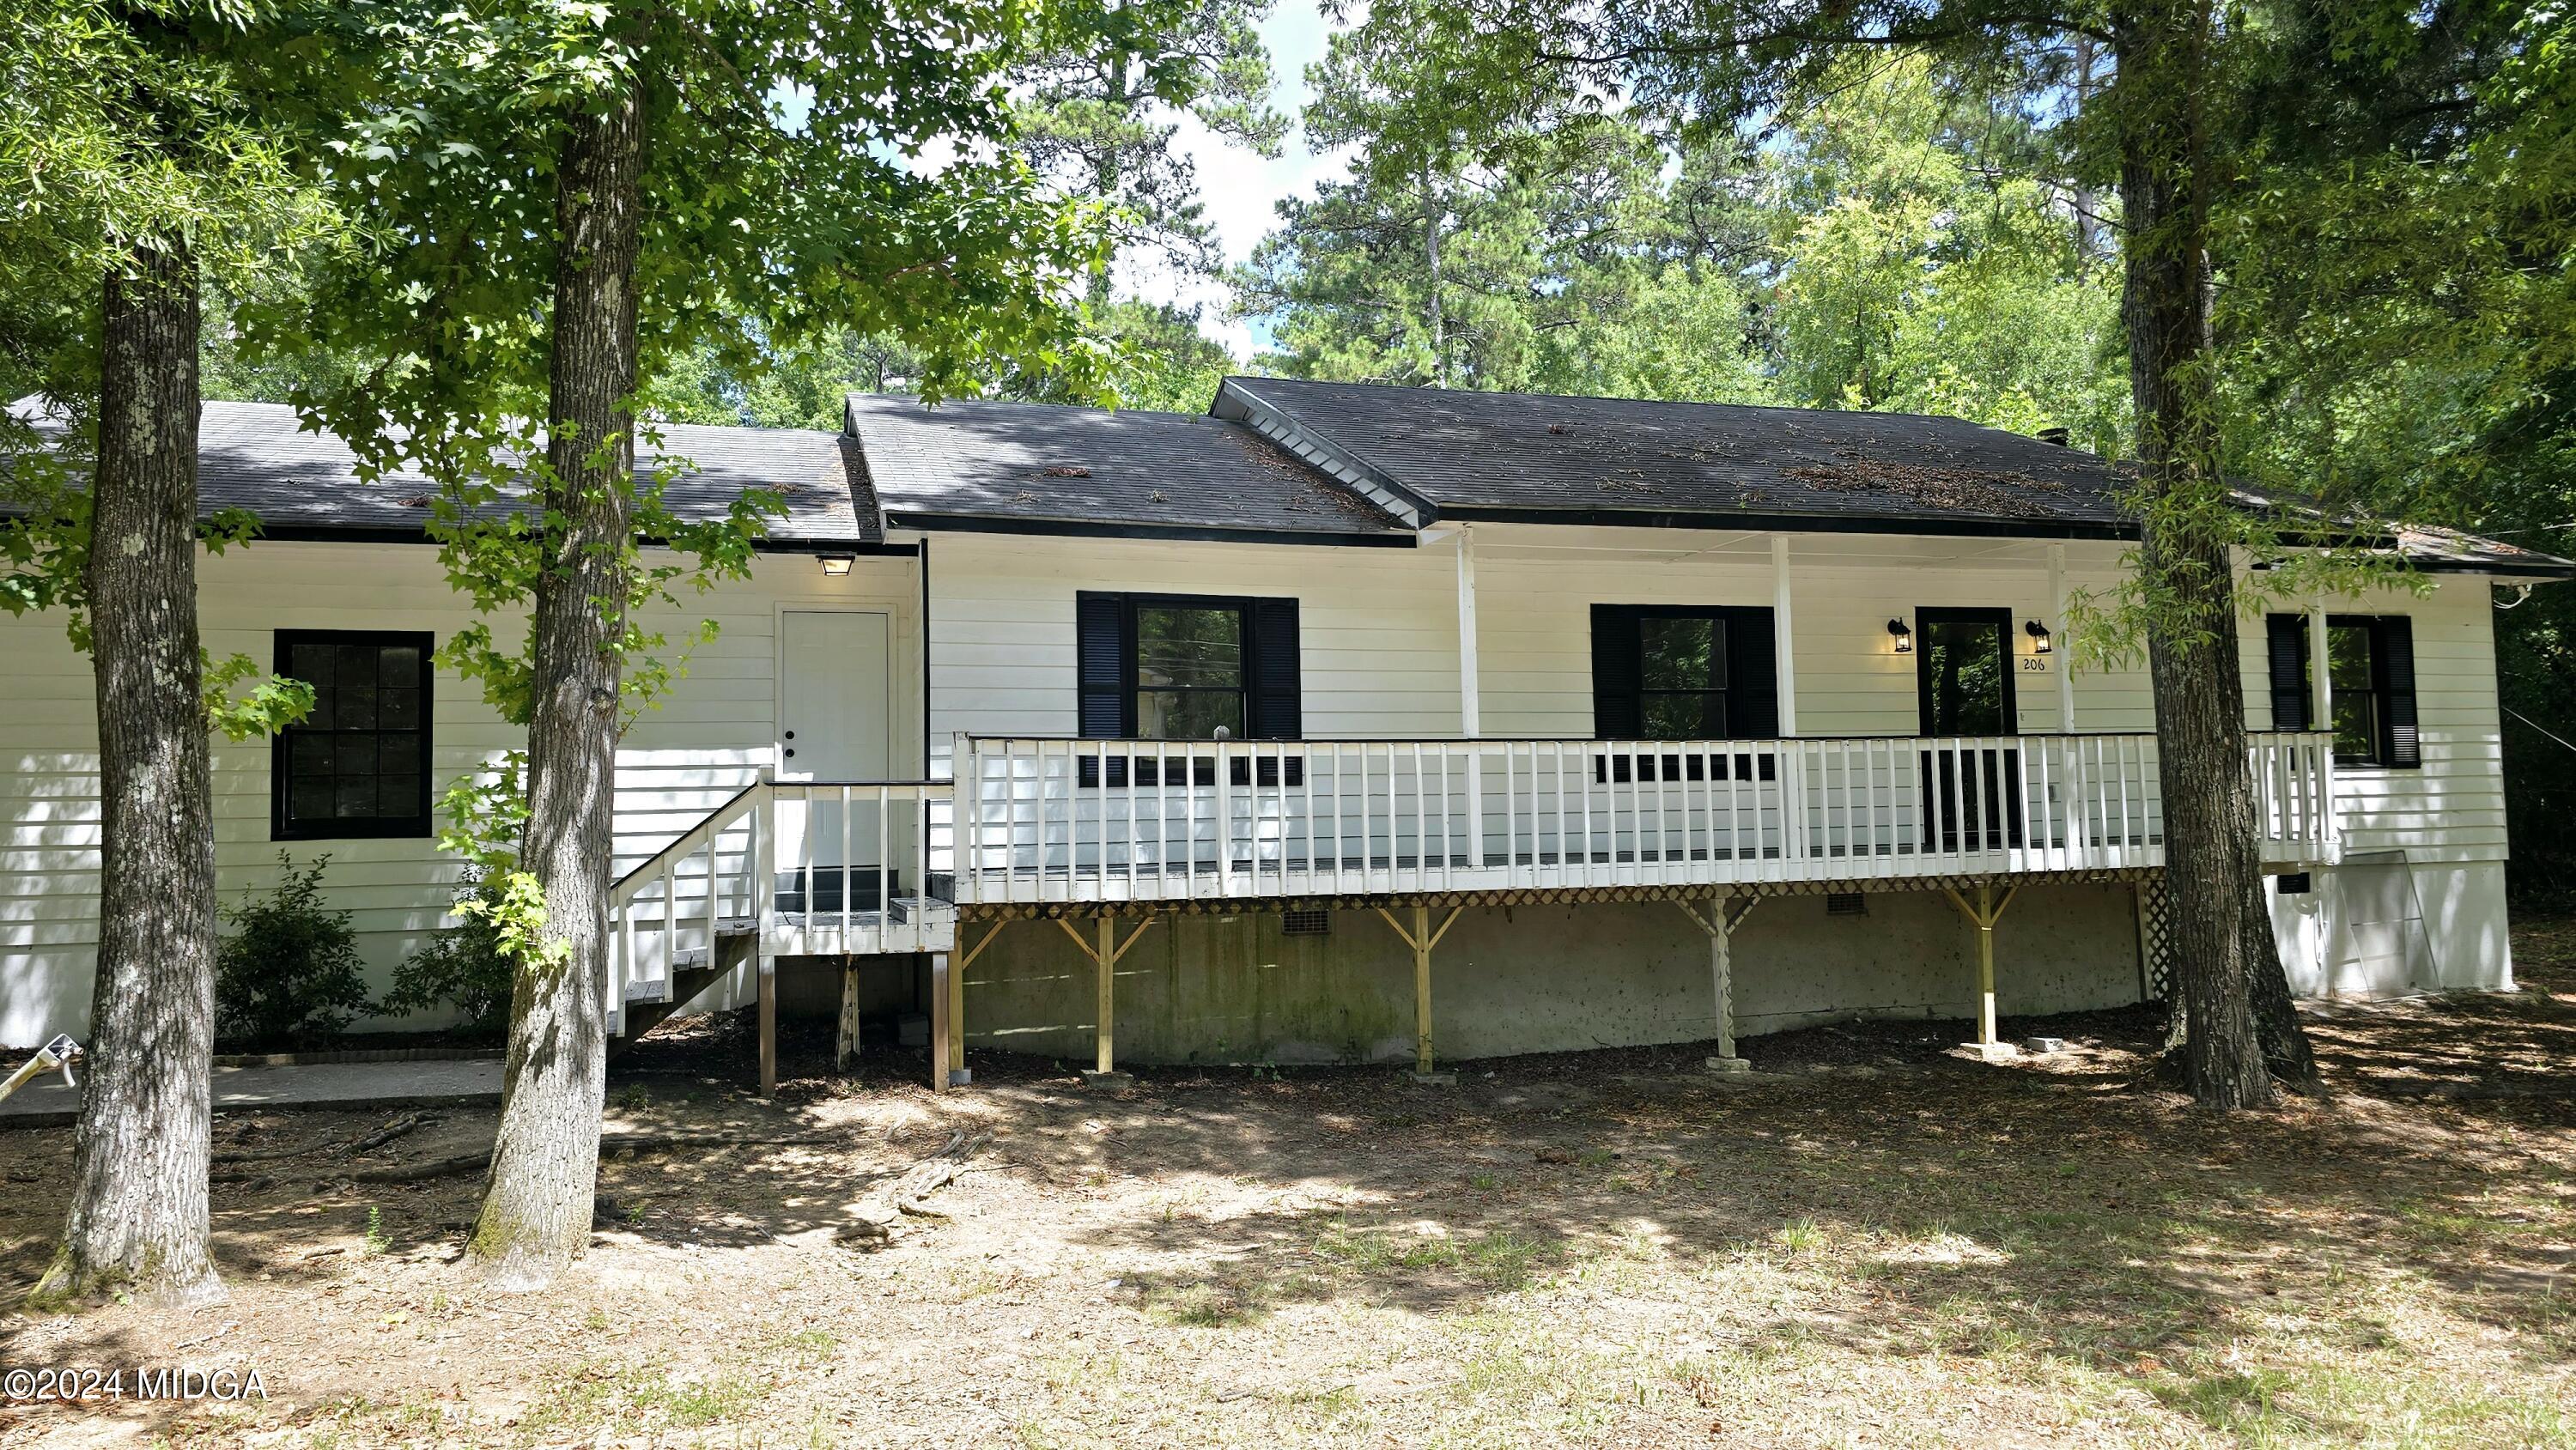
[2036,427,2071,446]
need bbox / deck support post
[929,951,951,1092]
[1096,915,1115,1075]
[1675,894,1759,1067]
[1056,913,1155,1087]
[756,954,778,1097]
[1942,883,2020,1051]
[939,919,1006,1090]
[836,964,861,1071]
[1375,904,1463,1079]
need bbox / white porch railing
[951,731,2337,908]
[605,777,957,1034]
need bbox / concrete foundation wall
[943,883,2145,1067]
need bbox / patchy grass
[9,916,2576,1447]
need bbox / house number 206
[2019,658,2049,671]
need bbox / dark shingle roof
[846,392,1410,540]
[1218,377,2137,534]
[15,400,877,544]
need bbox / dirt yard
[8,925,2576,1449]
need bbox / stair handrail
[611,777,769,897]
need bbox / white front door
[779,611,894,913]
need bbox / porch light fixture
[2025,618,2054,654]
[1886,618,1913,653]
[817,555,855,578]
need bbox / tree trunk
[2070,35,2103,261]
[2114,0,2296,1109]
[469,80,646,1291]
[31,238,225,1308]
[1422,161,1445,386]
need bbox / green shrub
[380,871,516,1035]
[215,853,373,1048]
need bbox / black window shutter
[1076,592,1129,738]
[2265,614,2310,731]
[2379,616,2419,767]
[1249,598,1302,739]
[1590,605,1641,738]
[1721,606,1779,738]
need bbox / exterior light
[817,555,854,577]
[2026,618,2053,654]
[1886,619,1913,653]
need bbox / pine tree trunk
[32,238,225,1308]
[1423,161,1444,386]
[2113,0,2275,1109]
[469,79,646,1291]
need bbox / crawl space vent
[1825,892,1868,917]
[1280,909,1331,937]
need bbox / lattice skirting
[957,866,2166,922]
[2138,871,2177,1004]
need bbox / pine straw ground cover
[6,922,2576,1448]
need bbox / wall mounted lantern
[1886,618,1913,653]
[2025,618,2054,654]
[817,555,855,578]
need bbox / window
[2263,614,2419,767]
[271,631,434,840]
[1136,604,1247,738]
[1078,592,1300,740]
[1589,604,1777,740]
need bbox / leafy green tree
[2210,2,2576,896]
[1017,0,1285,301]
[1765,57,2126,445]
[2,0,342,1306]
[282,0,1175,1289]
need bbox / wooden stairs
[610,921,759,1059]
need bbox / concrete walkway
[0,1059,504,1129]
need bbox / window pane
[336,646,379,728]
[2327,624,2373,691]
[379,688,420,730]
[377,774,421,815]
[334,774,376,817]
[291,778,336,822]
[1136,607,1242,689]
[2333,694,2378,764]
[1640,616,1722,691]
[336,736,378,777]
[1923,619,2007,735]
[1138,689,1243,740]
[290,734,336,775]
[1642,693,1723,738]
[290,642,336,728]
[378,646,420,687]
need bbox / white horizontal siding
[0,542,917,1044]
[2233,575,2503,862]
[927,535,1459,774]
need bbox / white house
[4,379,2563,1088]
